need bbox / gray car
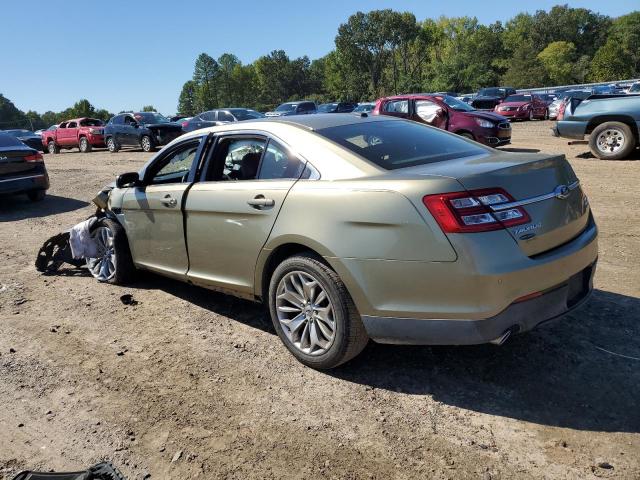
[265,101,317,117]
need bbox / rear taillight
[423,188,530,233]
[557,101,566,120]
[181,121,189,128]
[24,153,44,162]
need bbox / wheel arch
[454,129,475,139]
[586,115,639,141]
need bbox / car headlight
[89,128,104,135]
[475,118,494,128]
[518,104,530,111]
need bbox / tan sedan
[88,114,598,369]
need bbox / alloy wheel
[141,136,151,152]
[86,226,116,282]
[107,138,116,152]
[596,128,625,154]
[276,271,336,356]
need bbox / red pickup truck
[42,117,106,154]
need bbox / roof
[253,112,396,131]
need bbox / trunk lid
[405,152,590,256]
[0,147,39,178]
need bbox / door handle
[161,194,178,208]
[247,195,275,209]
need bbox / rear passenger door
[185,135,307,295]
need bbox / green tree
[141,105,156,112]
[0,93,28,129]
[537,41,577,85]
[590,40,634,81]
[192,53,220,111]
[177,80,198,115]
[501,43,547,88]
[218,53,241,106]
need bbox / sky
[1,0,637,116]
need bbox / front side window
[218,111,234,122]
[316,120,486,170]
[134,112,170,124]
[148,140,201,185]
[415,100,442,123]
[67,121,77,128]
[200,111,216,121]
[383,100,409,114]
[259,141,304,180]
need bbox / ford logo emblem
[554,184,570,200]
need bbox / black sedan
[103,112,184,153]
[0,132,49,201]
[2,129,46,153]
[183,108,264,132]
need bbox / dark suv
[104,112,183,153]
[317,102,358,113]
[471,87,517,110]
[183,108,264,132]
[265,101,317,117]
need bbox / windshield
[79,118,104,127]
[629,84,640,92]
[134,112,170,124]
[438,95,475,112]
[231,109,264,121]
[316,120,485,170]
[275,103,297,112]
[4,129,34,136]
[504,95,531,102]
[353,104,374,112]
[478,88,505,97]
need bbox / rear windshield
[230,109,264,121]
[316,120,485,170]
[276,103,297,112]
[79,118,104,127]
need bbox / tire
[589,122,636,160]
[544,109,549,120]
[79,137,92,153]
[140,135,155,152]
[528,109,534,121]
[268,254,369,369]
[459,132,475,141]
[27,190,46,202]
[85,218,136,285]
[106,136,120,153]
[48,141,59,154]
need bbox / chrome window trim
[490,180,580,211]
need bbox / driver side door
[120,136,205,278]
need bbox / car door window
[67,121,77,128]
[415,100,441,123]
[258,140,305,180]
[124,115,136,125]
[209,137,267,181]
[201,111,216,121]
[146,140,201,185]
[383,100,409,114]
[218,111,234,122]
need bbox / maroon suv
[373,94,511,147]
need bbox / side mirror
[116,172,140,188]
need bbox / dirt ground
[1,121,639,480]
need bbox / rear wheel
[141,135,155,152]
[529,109,535,121]
[79,137,92,153]
[48,141,59,154]
[106,136,119,153]
[27,190,46,202]
[85,218,135,284]
[268,254,369,369]
[589,122,636,160]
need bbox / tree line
[1,5,639,130]
[177,6,640,115]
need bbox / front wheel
[268,254,369,369]
[79,137,92,153]
[140,135,155,152]
[589,122,636,160]
[544,109,549,120]
[106,136,119,153]
[528,109,534,121]
[458,132,475,141]
[48,141,59,154]
[85,218,135,284]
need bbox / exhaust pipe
[489,326,520,346]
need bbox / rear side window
[383,100,409,114]
[316,120,486,170]
[201,111,216,121]
[218,111,234,122]
[258,141,304,180]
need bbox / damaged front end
[35,184,117,274]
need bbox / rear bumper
[0,173,49,194]
[362,261,595,345]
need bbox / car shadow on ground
[332,289,640,433]
[576,148,640,160]
[0,194,89,222]
[123,275,640,433]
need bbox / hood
[462,110,508,122]
[497,101,530,108]
[143,122,182,129]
